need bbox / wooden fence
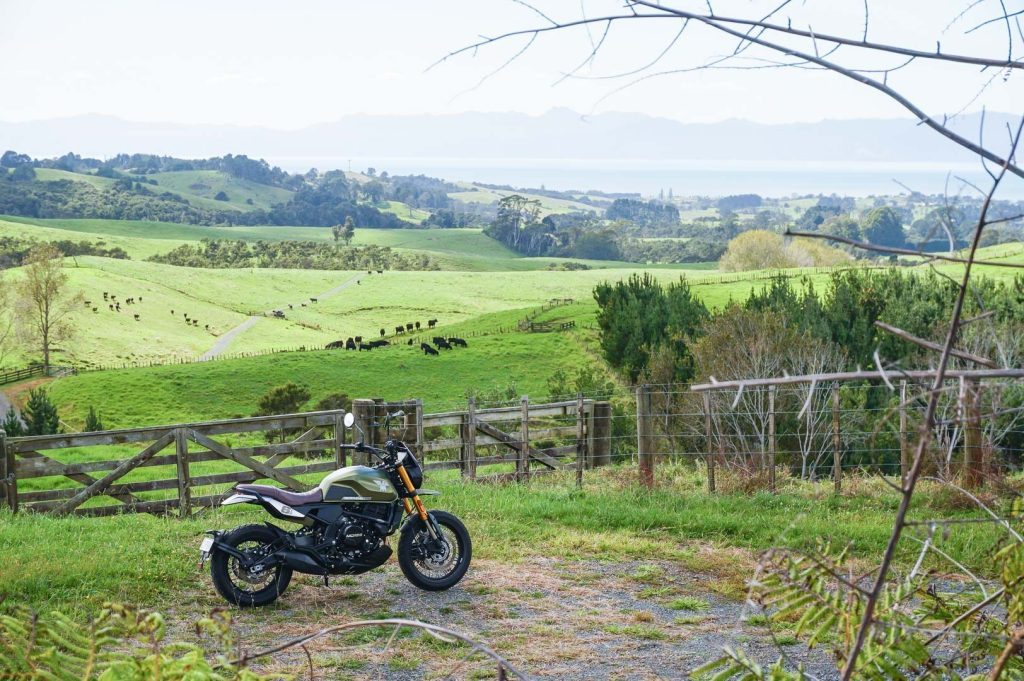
[0,397,612,517]
[0,365,76,387]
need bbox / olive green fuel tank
[318,466,399,503]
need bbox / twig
[784,230,1024,267]
[874,321,998,367]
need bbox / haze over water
[270,157,1024,200]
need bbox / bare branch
[784,229,1024,267]
[873,321,998,367]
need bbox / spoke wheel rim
[413,526,461,580]
[228,540,277,593]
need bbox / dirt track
[176,557,836,679]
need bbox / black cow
[448,337,468,347]
[395,325,405,335]
[432,336,445,345]
[415,321,421,330]
[310,298,318,303]
[103,292,109,300]
[326,340,346,350]
[354,336,363,344]
[367,270,372,274]
[369,339,390,348]
[108,304,114,311]
[358,343,372,351]
[427,319,438,328]
[133,314,140,321]
[421,343,438,356]
[376,270,383,274]
[380,328,386,338]
[345,338,356,350]
[405,323,414,332]
[92,307,98,313]
[435,338,453,350]
[407,338,414,345]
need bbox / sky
[0,0,1019,128]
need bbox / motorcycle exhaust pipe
[278,550,329,575]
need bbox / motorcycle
[199,410,472,606]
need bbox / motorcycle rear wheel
[398,510,472,591]
[210,524,292,607]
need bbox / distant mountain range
[0,109,1014,169]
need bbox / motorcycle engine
[325,515,383,566]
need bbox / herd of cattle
[85,291,149,325]
[85,291,218,332]
[325,321,469,356]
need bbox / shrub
[23,387,59,435]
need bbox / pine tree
[23,388,59,436]
[1,405,24,437]
[83,405,103,432]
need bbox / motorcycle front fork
[397,464,441,540]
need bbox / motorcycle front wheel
[398,510,472,591]
[210,524,292,607]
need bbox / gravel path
[199,272,364,360]
[176,556,838,679]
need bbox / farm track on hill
[200,272,364,359]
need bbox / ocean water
[268,156,1024,200]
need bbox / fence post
[352,399,375,466]
[592,402,612,467]
[175,427,191,518]
[518,396,529,482]
[703,392,715,493]
[832,388,842,494]
[576,393,584,489]
[636,384,654,488]
[899,380,908,485]
[415,399,425,457]
[964,379,983,489]
[768,386,776,493]
[462,397,477,480]
[334,412,346,468]
[0,429,15,512]
[585,400,596,469]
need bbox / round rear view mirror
[343,412,355,428]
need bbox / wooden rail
[0,365,77,386]
[0,397,612,517]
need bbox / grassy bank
[0,464,1002,615]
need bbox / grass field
[0,466,1001,616]
[148,170,295,211]
[0,215,719,271]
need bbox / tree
[15,244,83,371]
[719,230,793,272]
[23,387,60,436]
[83,405,104,432]
[0,151,31,168]
[341,216,355,246]
[313,393,351,412]
[860,206,905,248]
[331,224,342,243]
[254,382,312,443]
[1,405,24,437]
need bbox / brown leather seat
[236,484,323,506]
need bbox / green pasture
[0,466,1004,614]
[148,170,294,211]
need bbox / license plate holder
[198,536,215,569]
